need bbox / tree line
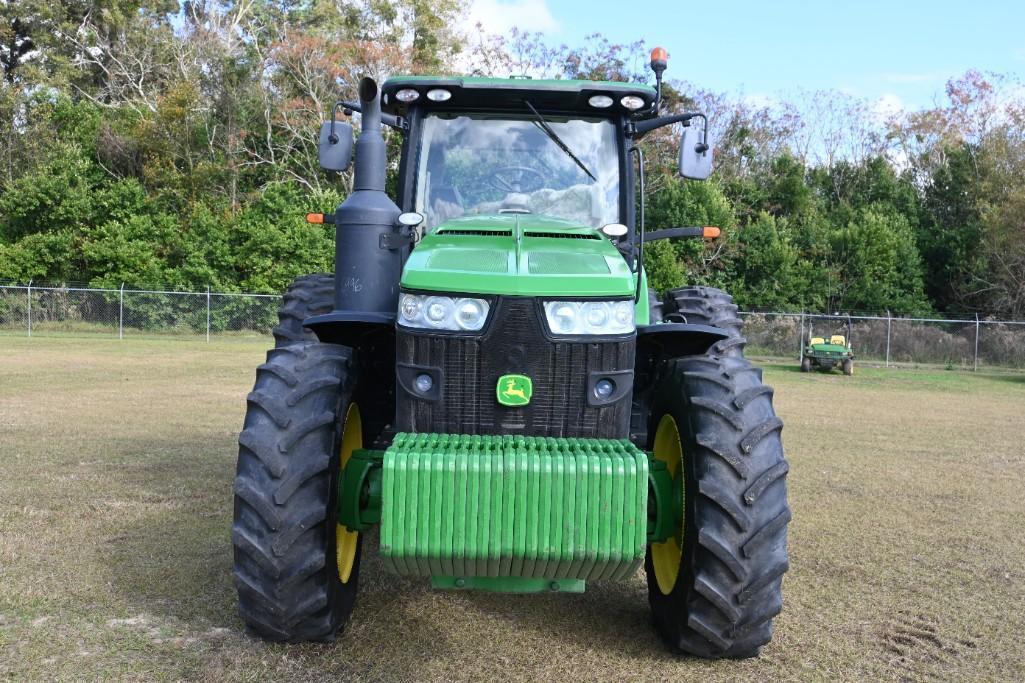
[1,1,1023,317]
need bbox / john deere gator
[232,48,791,659]
[801,315,855,375]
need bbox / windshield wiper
[524,100,597,182]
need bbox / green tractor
[800,315,855,375]
[232,48,790,659]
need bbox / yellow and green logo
[497,374,532,406]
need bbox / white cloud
[465,0,559,35]
[742,93,779,109]
[871,93,905,122]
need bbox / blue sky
[468,0,1024,110]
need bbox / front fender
[636,322,730,360]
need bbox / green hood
[400,215,635,297]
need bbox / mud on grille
[395,297,634,438]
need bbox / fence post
[26,279,32,338]
[119,282,125,340]
[206,286,211,343]
[799,312,805,362]
[974,313,980,371]
[885,310,891,368]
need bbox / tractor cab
[381,76,654,234]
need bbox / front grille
[523,231,601,240]
[395,297,634,438]
[437,229,513,237]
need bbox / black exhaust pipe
[330,77,403,322]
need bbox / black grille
[395,298,634,438]
[437,229,513,236]
[523,231,601,240]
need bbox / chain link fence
[740,311,1025,370]
[3,283,1025,368]
[0,283,279,341]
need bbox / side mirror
[679,125,713,180]
[318,121,354,172]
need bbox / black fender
[633,322,731,395]
[305,312,396,445]
[304,311,394,348]
[636,322,730,361]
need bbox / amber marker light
[650,47,668,68]
[306,213,325,224]
[703,226,721,238]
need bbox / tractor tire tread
[272,274,334,348]
[646,351,790,659]
[232,342,359,642]
[663,287,744,352]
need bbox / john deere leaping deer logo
[496,374,532,406]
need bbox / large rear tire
[663,286,744,350]
[645,336,790,658]
[232,342,363,641]
[272,274,334,348]
[647,287,664,324]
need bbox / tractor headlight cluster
[398,294,490,331]
[543,300,635,336]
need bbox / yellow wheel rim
[336,403,361,584]
[651,414,684,595]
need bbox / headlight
[543,300,635,336]
[620,95,645,110]
[398,293,490,331]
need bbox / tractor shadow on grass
[350,533,672,666]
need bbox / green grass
[1,338,1023,681]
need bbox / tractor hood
[400,215,635,297]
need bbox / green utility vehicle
[233,48,790,659]
[800,316,854,375]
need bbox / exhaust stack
[329,77,403,325]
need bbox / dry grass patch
[1,338,1023,681]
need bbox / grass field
[1,337,1024,681]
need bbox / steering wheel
[486,166,546,194]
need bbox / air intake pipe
[330,77,403,322]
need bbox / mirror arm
[339,101,407,132]
[630,111,701,137]
[328,102,345,144]
[642,226,719,242]
[691,113,709,152]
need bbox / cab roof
[381,75,656,116]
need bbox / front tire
[842,358,854,375]
[232,342,363,641]
[645,337,790,658]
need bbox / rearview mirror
[679,125,713,180]
[318,121,354,172]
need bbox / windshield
[414,113,621,230]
